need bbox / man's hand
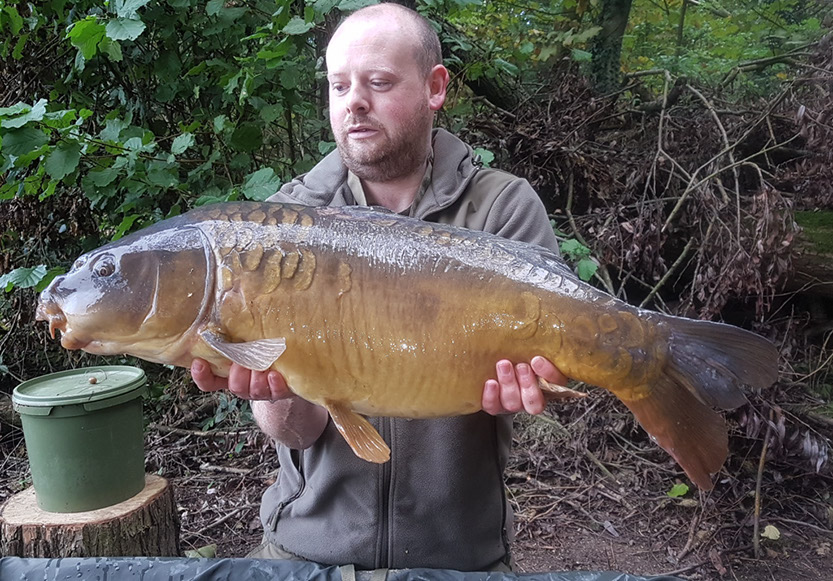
[190,359,293,401]
[482,356,568,416]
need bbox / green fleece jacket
[260,128,559,571]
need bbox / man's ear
[427,64,450,111]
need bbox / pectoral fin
[538,377,587,401]
[199,329,286,372]
[325,400,391,463]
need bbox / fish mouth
[35,302,89,350]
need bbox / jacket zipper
[376,417,392,567]
[267,448,305,532]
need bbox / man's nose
[346,86,370,114]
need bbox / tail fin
[623,318,779,489]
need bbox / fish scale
[36,201,779,489]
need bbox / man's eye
[331,84,347,94]
[371,80,390,89]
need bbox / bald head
[331,3,442,78]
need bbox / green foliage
[667,482,690,497]
[473,147,494,167]
[0,265,62,293]
[559,238,599,282]
[201,392,253,431]
[625,0,827,91]
[1,0,342,237]
[437,0,828,100]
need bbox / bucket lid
[13,366,147,410]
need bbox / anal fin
[325,400,391,463]
[538,377,587,402]
[622,377,728,490]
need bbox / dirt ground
[2,389,832,580]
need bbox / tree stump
[0,474,180,557]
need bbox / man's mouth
[347,126,378,137]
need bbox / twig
[686,84,741,238]
[661,132,800,234]
[659,545,752,577]
[639,236,695,308]
[753,409,774,558]
[182,502,260,541]
[533,413,618,482]
[149,423,252,438]
[564,172,615,294]
[199,463,253,475]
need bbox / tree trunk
[0,474,180,557]
[590,0,634,94]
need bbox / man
[191,2,568,571]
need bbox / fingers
[191,359,292,401]
[531,355,569,387]
[482,360,546,416]
[191,359,228,392]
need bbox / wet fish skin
[36,202,779,489]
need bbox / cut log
[0,474,180,557]
[791,211,833,298]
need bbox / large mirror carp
[36,201,779,489]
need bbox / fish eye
[91,255,116,278]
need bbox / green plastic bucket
[12,366,147,513]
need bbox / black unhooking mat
[0,557,686,581]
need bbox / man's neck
[362,168,426,214]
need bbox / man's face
[326,16,444,182]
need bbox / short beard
[336,108,433,183]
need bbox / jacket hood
[269,128,480,216]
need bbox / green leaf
[100,36,124,61]
[184,543,217,558]
[240,168,281,201]
[2,126,49,157]
[171,132,195,155]
[494,58,519,77]
[576,258,597,282]
[105,17,146,42]
[68,18,107,60]
[259,105,283,124]
[474,147,494,167]
[212,115,228,134]
[0,265,48,292]
[35,267,65,292]
[318,141,336,155]
[88,167,120,187]
[12,33,28,60]
[279,66,300,89]
[1,99,47,129]
[559,239,590,259]
[667,483,690,498]
[205,0,223,16]
[113,0,151,19]
[570,49,593,62]
[761,524,781,541]
[0,103,28,118]
[113,214,140,240]
[282,16,314,35]
[44,142,82,180]
[100,118,128,141]
[3,5,24,35]
[147,163,179,188]
[337,0,378,11]
[230,123,263,152]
